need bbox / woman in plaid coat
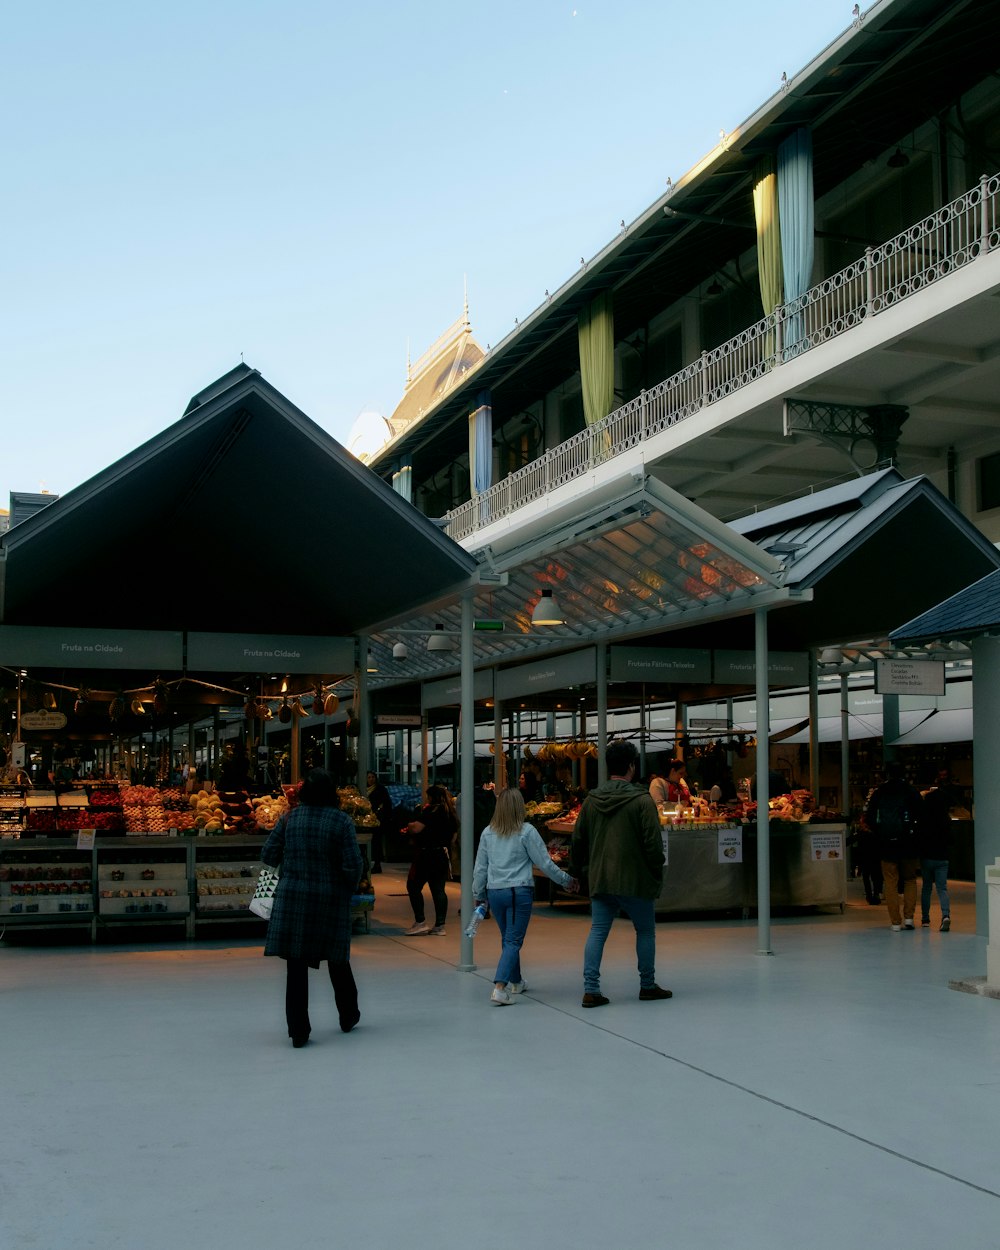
[261,769,363,1047]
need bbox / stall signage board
[0,624,183,670]
[875,660,946,696]
[422,669,494,711]
[718,828,743,864]
[713,650,810,686]
[810,832,844,862]
[495,648,597,702]
[610,646,711,683]
[187,632,354,674]
[376,714,422,727]
[21,710,68,731]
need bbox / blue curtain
[777,128,814,359]
[469,389,493,496]
[392,464,412,503]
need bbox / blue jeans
[921,859,950,921]
[584,894,657,994]
[487,886,535,985]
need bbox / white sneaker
[509,981,528,994]
[903,919,915,929]
[405,922,430,936]
[428,925,446,936]
[890,924,902,932]
[491,986,512,1005]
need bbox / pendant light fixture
[531,588,565,626]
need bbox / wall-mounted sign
[376,714,422,728]
[713,650,809,686]
[610,646,712,684]
[0,624,183,670]
[186,632,354,674]
[20,710,69,731]
[422,669,494,711]
[875,659,946,697]
[495,648,597,702]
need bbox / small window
[977,452,1000,512]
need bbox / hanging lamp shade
[531,589,565,626]
[392,641,409,660]
[366,647,379,673]
[427,625,457,652]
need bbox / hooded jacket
[571,779,664,899]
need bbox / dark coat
[571,779,664,899]
[261,804,363,967]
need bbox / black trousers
[285,958,359,1039]
[407,851,449,926]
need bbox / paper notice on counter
[76,828,96,849]
[718,829,743,864]
[810,832,843,862]
[661,830,669,866]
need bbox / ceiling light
[366,647,379,673]
[392,641,409,661]
[427,625,458,652]
[531,589,565,626]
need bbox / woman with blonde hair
[472,788,579,1005]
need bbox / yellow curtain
[753,156,783,316]
[578,291,615,427]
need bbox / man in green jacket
[571,739,671,1007]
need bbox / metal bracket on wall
[782,398,909,474]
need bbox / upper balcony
[445,172,1000,553]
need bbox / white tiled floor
[2,870,997,1250]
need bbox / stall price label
[718,829,743,864]
[76,828,96,849]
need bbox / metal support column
[458,594,476,971]
[755,608,773,956]
[596,642,608,784]
[809,652,820,800]
[840,674,851,817]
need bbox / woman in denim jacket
[472,788,579,1005]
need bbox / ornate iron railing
[445,173,1000,541]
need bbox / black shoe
[340,1012,361,1034]
[582,993,610,1008]
[291,1034,310,1048]
[639,985,673,1001]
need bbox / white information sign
[76,828,96,850]
[718,829,743,864]
[875,659,945,696]
[810,832,844,862]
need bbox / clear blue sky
[2,1,854,506]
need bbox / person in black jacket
[920,768,955,931]
[865,763,925,932]
[403,784,458,936]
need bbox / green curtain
[578,291,615,427]
[753,155,784,317]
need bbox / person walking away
[472,788,579,1005]
[260,768,363,1047]
[570,739,670,1007]
[920,768,955,931]
[865,763,924,932]
[365,770,392,873]
[404,784,458,936]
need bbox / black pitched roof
[890,567,1000,646]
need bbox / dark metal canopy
[0,365,478,639]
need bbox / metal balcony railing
[445,172,1000,541]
